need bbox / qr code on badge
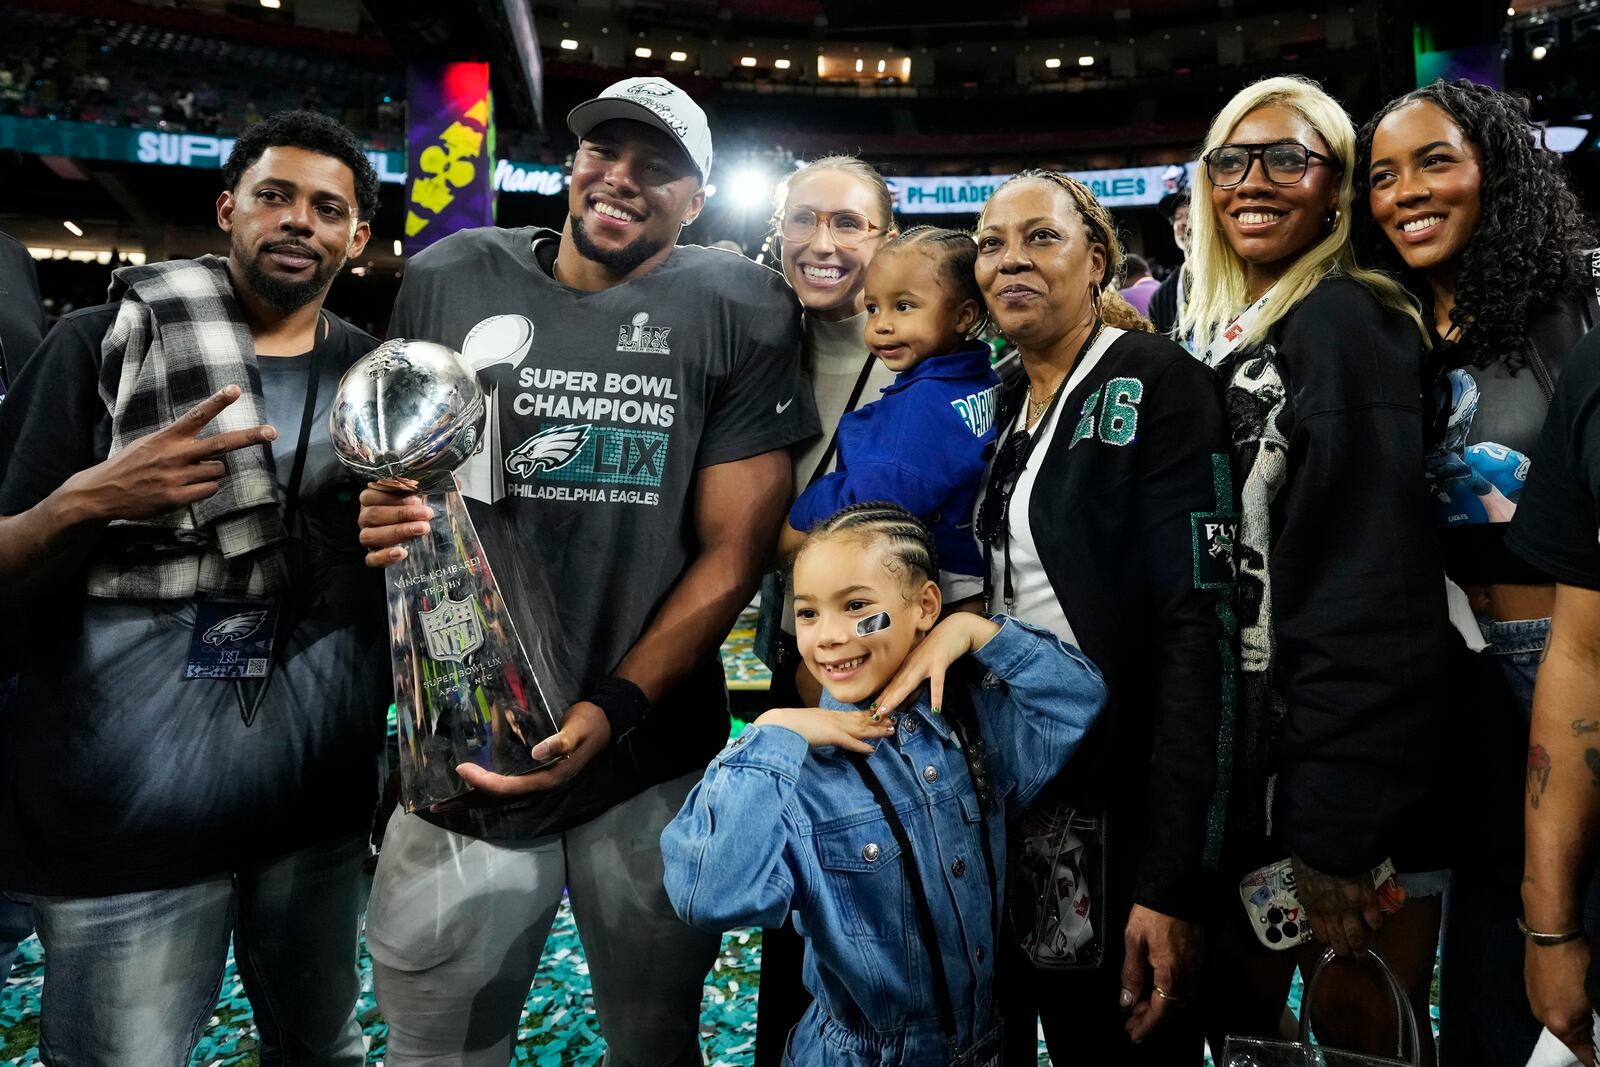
[246,659,268,677]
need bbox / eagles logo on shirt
[505,424,590,476]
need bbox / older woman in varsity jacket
[973,170,1236,1065]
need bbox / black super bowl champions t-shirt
[387,226,818,841]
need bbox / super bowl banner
[888,163,1198,214]
[404,62,496,255]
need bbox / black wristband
[586,676,651,740]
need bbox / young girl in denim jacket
[662,503,1106,1066]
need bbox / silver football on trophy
[329,338,486,489]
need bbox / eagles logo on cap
[567,77,714,182]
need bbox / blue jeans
[30,833,367,1067]
[0,892,32,980]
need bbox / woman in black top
[974,170,1234,1064]
[1359,78,1599,1066]
[1180,76,1452,1061]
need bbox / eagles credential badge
[419,595,486,663]
[184,599,278,679]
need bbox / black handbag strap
[807,354,878,489]
[943,678,1003,954]
[848,753,961,1045]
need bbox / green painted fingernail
[931,705,941,715]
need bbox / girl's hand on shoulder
[754,708,896,753]
[873,614,1002,717]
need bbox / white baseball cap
[567,77,713,183]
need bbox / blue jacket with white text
[789,345,1001,581]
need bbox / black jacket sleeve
[1131,348,1237,917]
[1270,281,1451,876]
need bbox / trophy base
[387,484,563,812]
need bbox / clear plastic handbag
[1222,948,1422,1067]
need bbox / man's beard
[236,236,341,313]
[570,213,666,275]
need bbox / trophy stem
[385,478,562,811]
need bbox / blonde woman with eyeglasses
[1182,76,1453,1062]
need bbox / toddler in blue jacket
[663,503,1106,1065]
[785,228,1003,600]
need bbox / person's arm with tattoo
[1524,582,1600,1066]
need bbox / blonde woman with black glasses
[1181,76,1454,1061]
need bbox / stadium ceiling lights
[259,0,281,8]
[560,39,579,50]
[635,47,653,58]
[1078,55,1095,66]
[670,50,688,62]
[774,58,791,69]
[741,56,757,66]
[63,220,84,237]
[1045,57,1062,68]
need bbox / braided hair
[794,501,939,590]
[881,225,991,335]
[1356,79,1596,369]
[978,169,1123,290]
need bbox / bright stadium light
[635,47,653,59]
[560,39,579,50]
[63,220,84,237]
[1045,57,1062,69]
[1079,55,1095,66]
[728,167,775,210]
[393,239,403,256]
[741,56,757,67]
[670,50,688,62]
[259,0,281,7]
[1532,44,1549,59]
[775,58,791,69]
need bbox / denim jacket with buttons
[661,617,1106,1066]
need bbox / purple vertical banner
[404,62,495,256]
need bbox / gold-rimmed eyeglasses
[778,208,882,248]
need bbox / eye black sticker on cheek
[856,612,892,637]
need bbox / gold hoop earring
[1326,206,1342,228]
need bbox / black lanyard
[807,354,879,488]
[233,312,326,726]
[848,739,1001,1056]
[980,325,1102,614]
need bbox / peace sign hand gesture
[59,385,277,523]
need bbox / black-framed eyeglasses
[975,429,1033,547]
[1203,141,1342,189]
[778,208,882,249]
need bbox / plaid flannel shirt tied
[85,255,289,600]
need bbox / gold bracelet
[1517,916,1586,946]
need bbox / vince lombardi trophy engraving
[330,338,561,811]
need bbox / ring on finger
[1153,984,1189,1006]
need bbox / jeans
[0,892,32,981]
[31,833,367,1067]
